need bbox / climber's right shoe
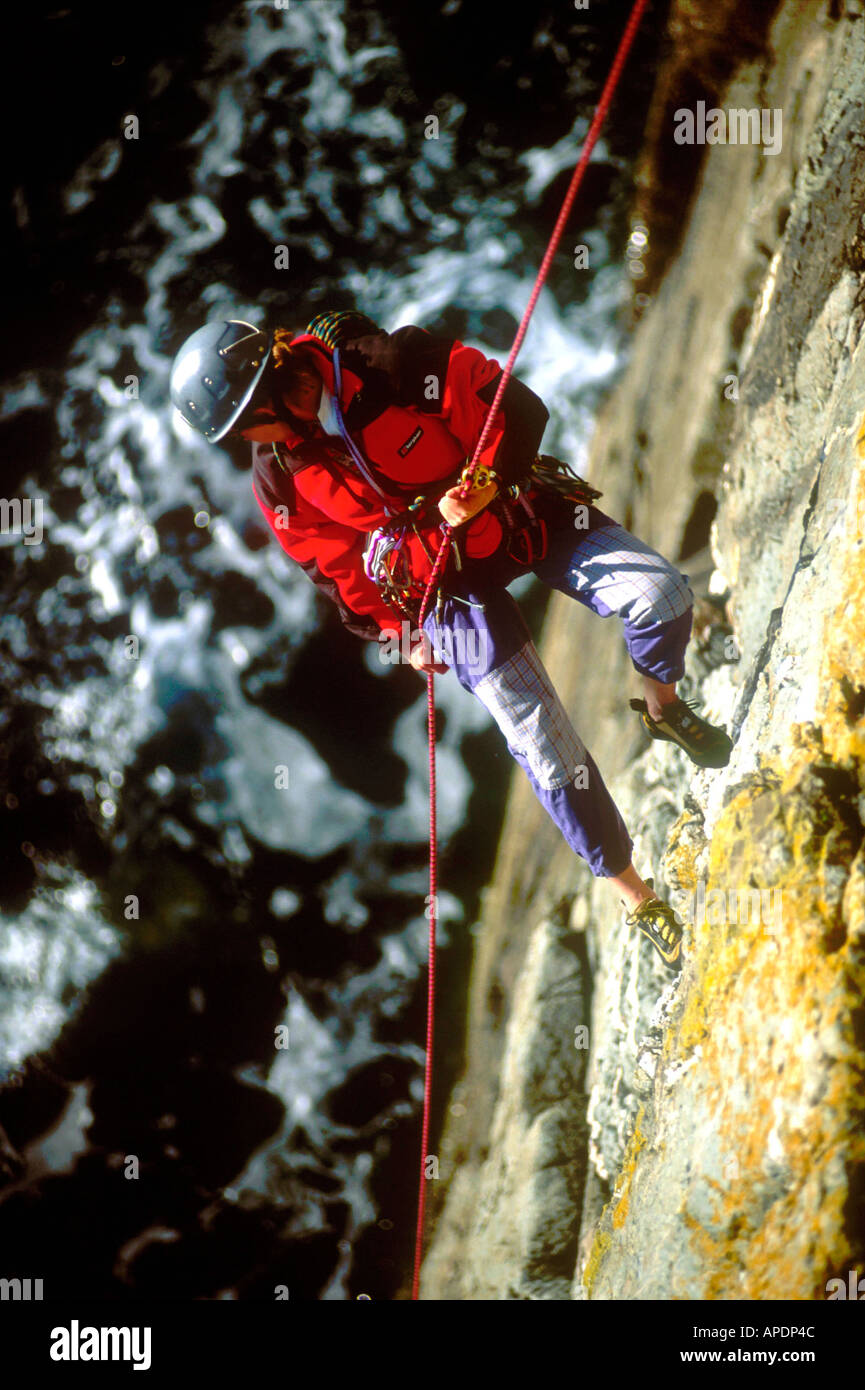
[625,891,684,971]
[629,696,732,769]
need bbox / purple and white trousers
[420,504,694,877]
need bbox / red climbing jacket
[250,315,551,640]
[252,468,404,641]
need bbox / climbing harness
[360,453,602,615]
[497,483,547,565]
[502,454,604,564]
[410,0,650,1301]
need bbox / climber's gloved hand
[438,477,498,527]
[409,637,449,675]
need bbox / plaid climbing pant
[420,504,694,877]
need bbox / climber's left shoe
[625,892,684,971]
[630,696,732,769]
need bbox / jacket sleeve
[251,477,404,642]
[340,324,549,487]
[291,456,392,534]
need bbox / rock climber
[168,310,733,969]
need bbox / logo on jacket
[398,426,424,457]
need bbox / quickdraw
[529,452,603,506]
[362,493,464,626]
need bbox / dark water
[0,0,664,1299]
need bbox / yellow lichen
[589,713,865,1297]
[611,1104,648,1230]
[582,1229,612,1298]
[579,452,865,1303]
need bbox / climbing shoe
[625,890,684,971]
[629,696,732,769]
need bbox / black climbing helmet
[169,320,273,442]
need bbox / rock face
[418,0,865,1300]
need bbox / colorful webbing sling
[304,308,379,350]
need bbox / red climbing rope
[410,0,650,1300]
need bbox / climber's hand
[409,639,449,675]
[438,479,498,527]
